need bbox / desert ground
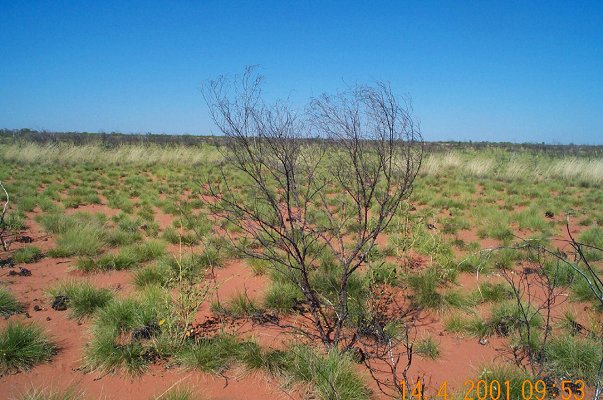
[0,138,601,400]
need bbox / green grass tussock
[44,213,108,257]
[545,335,601,383]
[76,240,166,272]
[13,246,43,263]
[49,281,113,319]
[177,334,263,373]
[177,335,370,400]
[414,336,440,359]
[283,346,371,400]
[84,289,170,375]
[0,287,22,316]
[0,322,55,374]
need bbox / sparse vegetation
[0,322,55,374]
[213,292,259,318]
[49,281,113,319]
[545,335,601,383]
[75,240,165,272]
[84,289,170,375]
[178,334,260,373]
[0,287,21,316]
[280,345,371,400]
[477,365,533,400]
[408,267,445,309]
[1,136,602,397]
[414,336,440,359]
[46,214,107,257]
[13,387,84,400]
[13,246,42,263]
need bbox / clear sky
[1,1,602,143]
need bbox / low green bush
[0,322,55,373]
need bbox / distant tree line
[1,128,602,156]
[0,128,212,147]
[425,140,603,157]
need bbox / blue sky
[1,1,602,143]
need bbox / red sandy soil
[154,208,175,231]
[1,205,600,399]
[1,210,293,400]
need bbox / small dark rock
[0,258,15,268]
[141,348,160,362]
[46,316,52,321]
[409,206,417,211]
[8,267,32,277]
[545,211,554,218]
[426,223,436,230]
[16,235,34,243]
[33,305,42,312]
[251,311,279,325]
[25,312,31,318]
[494,316,514,336]
[131,322,160,341]
[51,295,70,311]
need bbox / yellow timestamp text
[400,379,587,400]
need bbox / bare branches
[491,223,603,399]
[498,262,565,377]
[546,222,603,400]
[201,68,423,353]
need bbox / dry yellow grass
[1,143,223,166]
[545,158,603,184]
[4,143,603,184]
[421,151,603,183]
[419,152,462,176]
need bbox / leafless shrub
[202,67,423,394]
[494,223,603,399]
[546,224,603,400]
[498,247,568,377]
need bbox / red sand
[1,204,600,399]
